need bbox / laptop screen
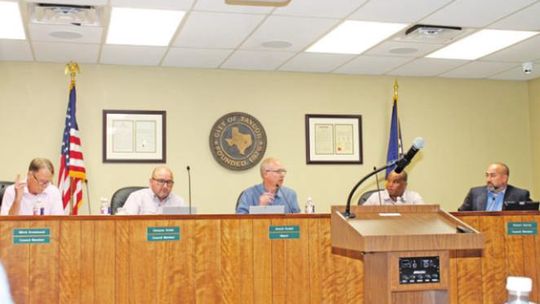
[162,206,197,215]
[503,201,540,211]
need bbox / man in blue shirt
[236,157,300,214]
[459,162,531,211]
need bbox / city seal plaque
[209,112,267,171]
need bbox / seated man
[459,162,531,211]
[236,157,300,214]
[364,171,423,205]
[123,166,186,215]
[1,158,64,216]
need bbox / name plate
[147,226,181,242]
[12,228,51,244]
[507,222,537,235]
[269,225,299,239]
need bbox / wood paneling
[1,212,540,303]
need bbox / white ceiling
[2,0,540,80]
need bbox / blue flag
[386,99,402,177]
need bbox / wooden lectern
[331,204,484,304]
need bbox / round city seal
[209,112,267,171]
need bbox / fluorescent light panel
[0,1,26,39]
[427,29,538,60]
[107,7,185,46]
[306,20,407,54]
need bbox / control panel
[399,256,440,284]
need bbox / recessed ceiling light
[106,7,185,46]
[261,41,292,49]
[0,1,26,40]
[427,29,538,60]
[306,20,407,55]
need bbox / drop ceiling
[1,0,540,80]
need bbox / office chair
[358,189,380,205]
[110,186,144,214]
[0,181,14,208]
[235,191,244,212]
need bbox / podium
[331,204,484,304]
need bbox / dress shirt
[364,189,424,205]
[122,188,186,215]
[0,180,64,215]
[236,184,300,214]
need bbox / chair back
[0,181,14,207]
[110,186,145,214]
[358,189,381,205]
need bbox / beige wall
[529,77,540,196]
[0,62,536,214]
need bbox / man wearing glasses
[236,157,300,214]
[123,166,186,215]
[1,158,64,215]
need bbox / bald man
[458,163,532,211]
[123,166,186,215]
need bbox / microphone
[275,184,291,212]
[186,165,192,214]
[373,166,383,206]
[394,137,425,174]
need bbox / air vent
[396,24,462,44]
[30,3,101,26]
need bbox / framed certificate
[103,110,166,163]
[305,114,363,164]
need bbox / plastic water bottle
[506,276,532,304]
[305,197,315,214]
[33,200,44,215]
[100,198,111,215]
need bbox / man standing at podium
[458,162,531,211]
[236,157,300,214]
[364,171,424,205]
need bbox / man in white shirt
[364,171,423,205]
[1,158,64,216]
[123,166,186,215]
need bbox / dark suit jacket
[458,184,531,211]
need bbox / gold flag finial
[393,80,399,102]
[65,61,80,85]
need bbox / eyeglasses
[266,169,287,175]
[32,173,51,187]
[152,178,174,186]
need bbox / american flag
[385,91,404,178]
[58,83,86,215]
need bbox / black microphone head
[186,165,190,170]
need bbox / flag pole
[393,80,404,157]
[85,181,92,215]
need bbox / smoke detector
[30,3,101,26]
[396,24,462,44]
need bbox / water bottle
[506,276,532,304]
[100,198,111,215]
[305,197,315,214]
[33,200,44,215]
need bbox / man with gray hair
[123,166,186,215]
[1,158,64,215]
[236,157,300,214]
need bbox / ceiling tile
[490,61,540,80]
[221,49,295,70]
[279,53,355,73]
[421,0,536,27]
[350,0,452,23]
[29,24,103,44]
[365,41,444,58]
[440,61,516,78]
[490,2,540,30]
[172,12,264,49]
[194,0,273,14]
[483,35,540,62]
[334,55,411,75]
[241,15,338,52]
[162,48,232,68]
[111,0,194,10]
[33,42,99,63]
[388,58,467,76]
[100,45,167,65]
[273,0,366,18]
[0,39,33,61]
